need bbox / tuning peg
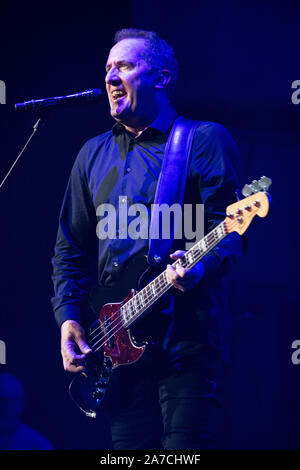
[249,180,261,193]
[258,176,272,191]
[242,176,272,197]
[242,184,252,197]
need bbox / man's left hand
[166,250,205,292]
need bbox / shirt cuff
[54,303,82,329]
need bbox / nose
[105,66,121,86]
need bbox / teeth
[112,90,126,98]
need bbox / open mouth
[111,90,127,101]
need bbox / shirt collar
[112,105,178,137]
[148,105,178,133]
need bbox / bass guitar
[69,176,272,417]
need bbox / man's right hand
[60,320,92,372]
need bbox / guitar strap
[148,116,199,266]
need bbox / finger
[167,264,187,282]
[172,281,185,292]
[61,320,92,355]
[166,265,186,291]
[61,345,87,371]
[170,250,186,259]
[62,357,86,373]
[168,262,188,279]
[77,338,92,355]
[62,339,87,365]
[166,264,177,283]
[175,284,185,292]
[71,325,92,355]
[175,264,187,278]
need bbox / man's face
[105,38,158,127]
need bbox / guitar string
[87,220,227,346]
[88,220,230,350]
[88,218,229,343]
[90,228,237,355]
[88,221,232,353]
[88,220,232,351]
[87,195,262,344]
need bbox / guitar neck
[121,220,228,327]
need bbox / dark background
[0,0,299,449]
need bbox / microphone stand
[0,115,44,190]
[1,88,102,190]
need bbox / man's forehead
[107,38,148,63]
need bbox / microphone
[15,88,103,112]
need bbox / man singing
[51,28,243,449]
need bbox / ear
[154,69,171,90]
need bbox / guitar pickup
[103,316,115,348]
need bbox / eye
[119,62,135,72]
[119,64,129,71]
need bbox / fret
[87,186,272,369]
[204,236,209,250]
[121,303,132,325]
[197,239,206,254]
[186,251,195,266]
[158,272,169,291]
[145,285,151,301]
[186,222,227,269]
[192,247,200,260]
[136,291,145,308]
[153,277,160,290]
[181,255,188,267]
[151,282,156,298]
[123,221,228,328]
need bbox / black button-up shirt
[51,106,243,361]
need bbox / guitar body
[69,254,168,416]
[96,290,145,367]
[88,252,168,359]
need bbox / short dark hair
[114,28,178,99]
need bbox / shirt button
[126,167,131,173]
[120,197,126,204]
[113,261,119,268]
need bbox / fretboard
[121,220,228,327]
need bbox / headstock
[225,176,271,235]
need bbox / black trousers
[104,344,225,450]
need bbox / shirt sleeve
[51,142,98,328]
[189,122,245,280]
